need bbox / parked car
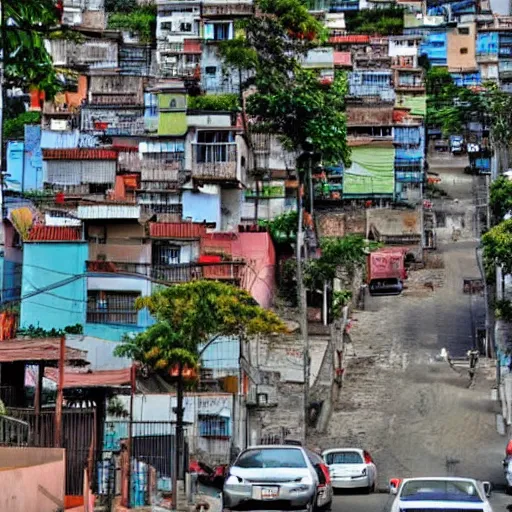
[322,448,377,493]
[388,477,493,512]
[223,445,333,511]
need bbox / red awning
[45,367,132,388]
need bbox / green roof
[395,94,427,116]
[343,145,395,196]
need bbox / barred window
[87,291,140,325]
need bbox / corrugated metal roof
[149,222,207,239]
[77,204,141,219]
[334,51,352,66]
[0,338,88,365]
[44,367,132,388]
[329,35,370,44]
[28,226,82,242]
[42,149,118,160]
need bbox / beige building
[447,23,478,72]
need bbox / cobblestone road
[315,155,511,511]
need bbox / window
[236,449,308,469]
[87,291,140,325]
[458,27,470,35]
[196,131,234,163]
[460,47,468,54]
[198,416,231,437]
[205,66,217,75]
[400,480,483,502]
[324,451,364,465]
[204,22,232,41]
[152,243,181,265]
[169,99,177,108]
[180,22,192,32]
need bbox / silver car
[223,445,333,511]
[322,448,377,492]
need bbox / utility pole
[297,140,313,440]
[172,363,185,512]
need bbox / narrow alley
[316,154,511,511]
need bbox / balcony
[192,143,238,181]
[202,2,253,16]
[86,260,245,284]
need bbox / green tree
[426,68,483,136]
[482,219,512,275]
[219,0,350,166]
[4,0,69,96]
[344,6,404,35]
[305,234,378,290]
[490,177,512,223]
[114,280,287,374]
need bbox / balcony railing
[202,3,253,16]
[192,143,238,181]
[395,170,424,183]
[86,260,245,283]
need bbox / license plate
[253,486,279,500]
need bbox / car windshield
[324,451,363,464]
[400,480,483,502]
[236,448,307,469]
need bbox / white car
[389,476,494,512]
[322,448,377,492]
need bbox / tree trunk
[172,363,185,510]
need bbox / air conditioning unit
[246,385,278,407]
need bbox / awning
[44,367,132,388]
[0,338,88,366]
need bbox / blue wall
[84,322,147,342]
[23,125,43,191]
[420,31,447,66]
[20,242,88,330]
[477,32,499,56]
[6,142,24,193]
[182,189,221,226]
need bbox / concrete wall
[366,207,421,237]
[20,242,88,330]
[346,105,394,126]
[316,210,366,238]
[66,334,132,369]
[447,24,477,72]
[0,447,65,512]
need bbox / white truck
[388,477,493,512]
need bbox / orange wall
[0,447,65,512]
[447,24,477,71]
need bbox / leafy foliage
[259,211,298,244]
[344,7,404,35]
[247,70,350,166]
[305,235,378,289]
[17,323,83,338]
[426,68,483,136]
[105,0,138,12]
[107,5,156,42]
[332,290,352,319]
[4,111,41,140]
[107,396,130,418]
[114,281,287,374]
[187,94,240,112]
[484,82,512,147]
[482,219,512,275]
[4,0,66,96]
[218,0,349,166]
[490,177,512,223]
[495,299,512,322]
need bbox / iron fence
[101,421,190,507]
[8,407,95,495]
[87,291,140,325]
[0,415,30,446]
[86,260,245,284]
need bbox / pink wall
[235,233,276,309]
[0,447,65,512]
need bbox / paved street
[312,154,512,511]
